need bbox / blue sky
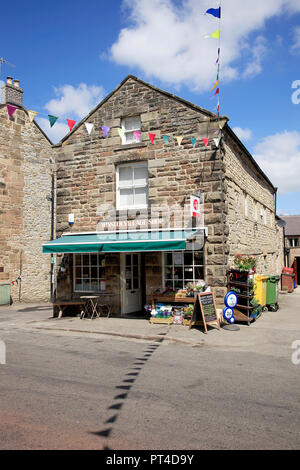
[1,0,300,214]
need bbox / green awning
[42,230,203,254]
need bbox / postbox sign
[190,194,201,218]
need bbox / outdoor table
[80,295,100,319]
[52,300,86,319]
[96,292,114,318]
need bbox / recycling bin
[254,275,268,307]
[281,272,294,293]
[0,282,11,305]
[266,275,280,311]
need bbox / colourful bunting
[176,136,183,146]
[213,88,220,97]
[134,130,141,142]
[67,119,76,132]
[205,29,220,39]
[85,122,94,135]
[210,80,219,91]
[216,48,220,64]
[48,115,58,127]
[101,125,110,138]
[206,7,221,18]
[118,128,125,139]
[190,137,197,148]
[149,133,156,144]
[163,135,170,145]
[6,104,17,118]
[28,110,38,122]
[202,138,209,147]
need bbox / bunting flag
[190,137,197,148]
[204,29,220,39]
[206,7,221,18]
[149,133,156,144]
[6,104,17,118]
[202,138,209,147]
[48,115,58,127]
[67,119,76,132]
[213,134,221,147]
[28,110,38,122]
[134,130,141,142]
[118,128,125,139]
[216,47,220,64]
[163,135,170,145]
[210,79,219,91]
[213,87,220,97]
[85,122,94,135]
[176,136,183,146]
[101,125,110,138]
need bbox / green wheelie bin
[266,275,280,311]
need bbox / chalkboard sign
[189,292,220,333]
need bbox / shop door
[121,253,142,314]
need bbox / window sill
[114,142,147,152]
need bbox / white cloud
[45,83,105,119]
[232,127,253,142]
[291,26,300,54]
[253,130,300,194]
[36,83,105,144]
[108,0,300,91]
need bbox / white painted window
[73,254,106,293]
[121,116,141,145]
[288,238,299,247]
[116,162,148,210]
[163,250,204,290]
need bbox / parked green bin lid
[269,275,280,282]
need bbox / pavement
[0,288,299,353]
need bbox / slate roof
[281,215,300,236]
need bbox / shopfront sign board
[189,292,220,334]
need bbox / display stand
[226,270,255,326]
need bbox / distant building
[0,77,54,302]
[281,215,300,285]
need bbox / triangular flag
[202,138,209,147]
[163,135,170,145]
[176,136,183,146]
[149,133,156,144]
[118,128,125,139]
[213,88,220,97]
[85,122,94,135]
[7,104,17,118]
[101,125,110,138]
[48,115,58,127]
[205,29,220,39]
[133,130,141,142]
[216,48,220,64]
[210,80,219,91]
[206,7,221,18]
[27,110,38,122]
[213,135,221,147]
[67,119,76,132]
[190,137,197,148]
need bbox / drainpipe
[50,172,55,302]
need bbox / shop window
[73,254,106,292]
[163,250,204,290]
[116,162,148,210]
[121,116,141,145]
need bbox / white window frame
[121,116,141,145]
[116,162,148,210]
[73,253,106,293]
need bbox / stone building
[0,77,54,302]
[43,75,283,312]
[281,215,300,285]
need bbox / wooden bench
[52,300,86,319]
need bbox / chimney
[1,76,23,106]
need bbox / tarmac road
[0,311,299,450]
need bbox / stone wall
[223,131,280,276]
[55,76,226,304]
[0,105,54,302]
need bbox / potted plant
[232,254,257,282]
[185,282,195,297]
